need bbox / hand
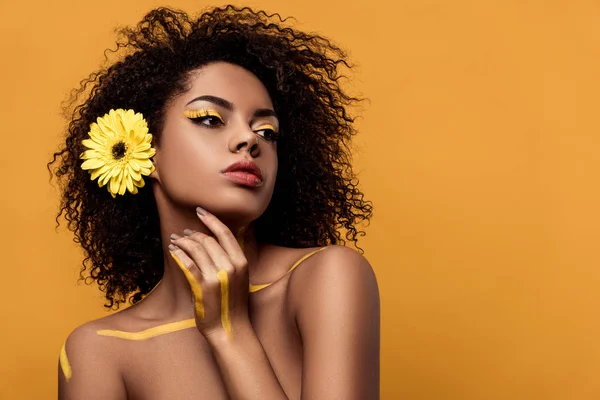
[168,206,250,339]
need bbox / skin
[58,62,381,400]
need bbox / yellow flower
[80,109,156,198]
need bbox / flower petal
[118,170,127,196]
[89,123,110,143]
[133,177,145,188]
[129,160,141,172]
[109,174,121,195]
[136,159,153,170]
[90,164,111,180]
[126,163,142,181]
[125,174,134,194]
[100,166,118,186]
[81,158,105,170]
[81,149,104,160]
[134,142,151,152]
[133,151,152,160]
[81,139,104,151]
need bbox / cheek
[158,125,220,187]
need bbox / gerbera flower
[80,109,156,198]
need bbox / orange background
[1,0,599,399]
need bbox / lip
[222,160,264,187]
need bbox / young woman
[49,6,379,399]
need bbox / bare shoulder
[67,304,141,335]
[287,245,379,316]
[59,314,128,399]
[60,310,131,371]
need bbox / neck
[132,191,262,321]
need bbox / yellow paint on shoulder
[170,251,205,319]
[249,282,271,292]
[248,247,328,293]
[59,341,72,382]
[96,318,196,340]
[216,269,232,338]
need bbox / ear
[148,148,161,182]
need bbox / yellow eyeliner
[170,252,205,319]
[183,109,223,121]
[255,123,277,132]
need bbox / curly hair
[47,5,373,310]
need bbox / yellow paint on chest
[59,245,329,383]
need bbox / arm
[204,245,380,400]
[204,320,289,400]
[292,245,381,400]
[58,324,127,400]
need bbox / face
[150,62,279,223]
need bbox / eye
[183,109,224,128]
[254,124,279,143]
[195,116,224,127]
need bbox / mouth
[222,160,264,188]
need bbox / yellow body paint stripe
[287,247,327,273]
[89,246,329,343]
[59,341,72,382]
[170,252,205,319]
[249,247,327,292]
[249,282,271,292]
[216,270,232,338]
[96,318,196,340]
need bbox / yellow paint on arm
[59,341,72,382]
[170,251,205,319]
[216,269,233,339]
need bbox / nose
[230,129,260,157]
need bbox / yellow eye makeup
[183,109,224,122]
[254,124,279,141]
[254,123,278,132]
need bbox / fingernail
[170,233,181,240]
[168,244,178,251]
[183,229,194,236]
[196,206,207,216]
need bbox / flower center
[111,141,128,159]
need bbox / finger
[168,244,205,319]
[195,207,246,267]
[171,234,216,275]
[184,230,235,275]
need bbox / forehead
[182,62,273,109]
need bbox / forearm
[205,320,289,400]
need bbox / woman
[49,6,379,399]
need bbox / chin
[204,196,270,223]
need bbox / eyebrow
[186,95,278,119]
[186,95,233,109]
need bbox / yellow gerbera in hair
[80,109,156,198]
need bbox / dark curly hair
[47,5,373,310]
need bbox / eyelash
[254,125,280,143]
[184,110,280,142]
[184,109,224,128]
